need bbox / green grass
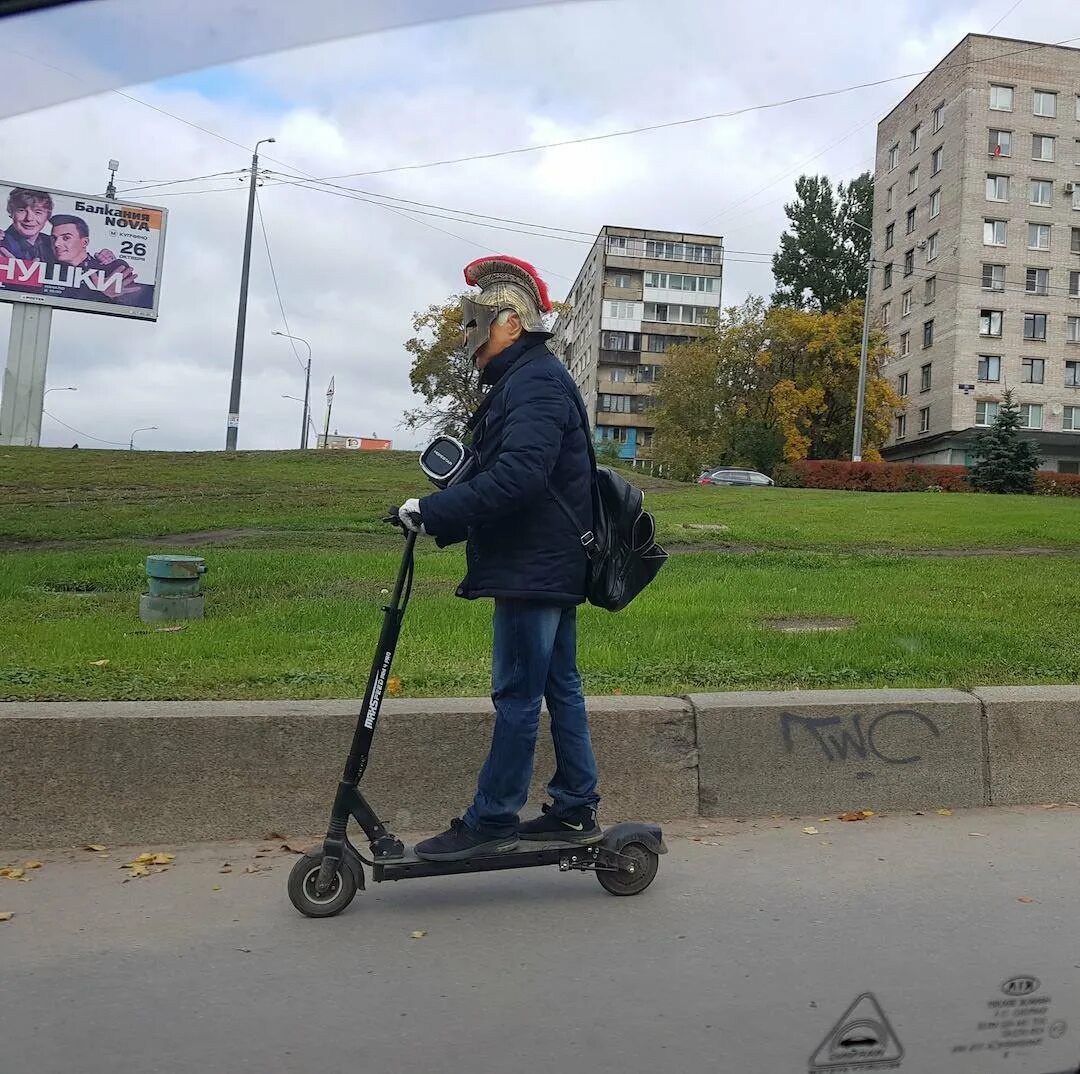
[2,446,1079,700]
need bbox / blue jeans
[463,600,600,836]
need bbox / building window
[904,249,914,276]
[931,146,943,175]
[611,272,631,288]
[1072,271,1080,298]
[905,207,916,234]
[1022,357,1045,383]
[896,413,907,440]
[984,219,1007,246]
[910,124,921,152]
[1033,134,1056,162]
[976,401,1000,426]
[646,334,688,353]
[886,184,895,212]
[919,406,931,433]
[925,275,936,303]
[978,355,1001,382]
[1073,228,1080,255]
[908,166,919,194]
[982,263,1005,291]
[644,271,720,292]
[932,102,945,132]
[1019,403,1043,429]
[1073,183,1080,212]
[1077,95,1080,120]
[985,174,1009,201]
[1065,406,1080,431]
[920,362,932,391]
[884,222,895,250]
[990,84,1014,111]
[601,330,640,351]
[923,320,935,348]
[1068,361,1080,387]
[988,128,1012,156]
[929,189,941,219]
[1068,316,1080,344]
[898,372,909,397]
[901,290,912,317]
[1024,313,1048,341]
[881,301,891,326]
[883,263,893,289]
[1030,179,1053,206]
[643,302,711,326]
[926,232,938,262]
[1026,268,1050,295]
[980,309,1004,337]
[607,300,637,319]
[888,143,900,170]
[1033,90,1057,118]
[1028,223,1051,250]
[900,331,911,356]
[599,393,631,413]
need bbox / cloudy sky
[1,0,1077,450]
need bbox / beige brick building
[870,34,1080,473]
[553,226,723,464]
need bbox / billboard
[318,434,393,450]
[0,180,167,321]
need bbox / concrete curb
[1,686,1077,847]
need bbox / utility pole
[322,376,335,448]
[851,218,874,462]
[225,136,276,451]
[272,331,312,449]
[105,159,119,200]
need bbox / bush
[1034,471,1080,496]
[772,463,801,488]
[791,460,971,492]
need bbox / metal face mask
[461,297,500,361]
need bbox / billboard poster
[0,180,167,321]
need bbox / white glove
[398,498,427,535]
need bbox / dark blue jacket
[419,336,593,605]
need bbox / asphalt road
[2,807,1079,1074]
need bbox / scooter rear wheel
[288,852,358,918]
[596,841,659,896]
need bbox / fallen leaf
[0,912,13,922]
[244,864,263,874]
[84,844,107,852]
[212,885,221,891]
[802,827,819,835]
[23,861,43,870]
[89,659,110,667]
[410,930,427,939]
[1017,896,1036,904]
[1065,802,1080,809]
[219,864,232,874]
[126,853,155,865]
[818,818,832,823]
[236,947,252,953]
[839,811,868,822]
[860,810,875,818]
[156,625,185,633]
[386,675,403,697]
[280,843,309,855]
[1041,803,1060,810]
[264,831,285,841]
[913,811,926,816]
[125,863,150,878]
[969,832,988,838]
[0,867,26,880]
[936,809,953,816]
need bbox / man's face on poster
[11,200,50,240]
[51,223,89,266]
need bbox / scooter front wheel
[288,852,358,918]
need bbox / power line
[988,0,1026,34]
[253,189,307,374]
[117,169,248,195]
[41,410,128,446]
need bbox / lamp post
[44,386,78,397]
[225,135,276,451]
[272,331,312,449]
[851,218,874,462]
[129,425,157,451]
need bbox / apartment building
[870,34,1080,474]
[553,226,724,462]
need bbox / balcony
[599,348,641,366]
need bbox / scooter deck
[370,838,603,882]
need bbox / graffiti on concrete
[779,709,941,765]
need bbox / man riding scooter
[396,254,600,861]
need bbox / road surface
[2,807,1079,1074]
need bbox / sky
[1,0,1078,451]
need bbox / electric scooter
[287,441,667,918]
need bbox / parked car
[698,468,775,487]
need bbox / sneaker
[518,804,602,844]
[414,818,519,861]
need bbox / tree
[402,297,483,437]
[772,171,873,312]
[969,390,1041,494]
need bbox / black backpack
[551,389,668,612]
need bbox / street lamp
[129,425,157,451]
[44,386,78,397]
[272,331,312,449]
[851,217,874,462]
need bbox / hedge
[781,460,1080,495]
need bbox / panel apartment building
[870,34,1080,473]
[553,226,724,463]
